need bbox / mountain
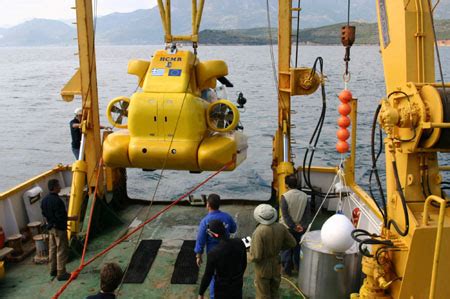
[299,22,379,45]
[199,28,273,45]
[0,19,74,46]
[92,0,376,43]
[93,1,276,44]
[94,9,161,44]
[200,19,450,46]
[199,22,379,46]
[1,1,450,47]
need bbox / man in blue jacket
[195,194,237,299]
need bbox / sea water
[0,45,449,201]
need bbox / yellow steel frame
[348,0,450,298]
[272,0,320,200]
[157,0,205,43]
[344,99,385,220]
[72,0,103,193]
[61,0,104,194]
[60,0,105,238]
[422,195,447,299]
[272,0,294,198]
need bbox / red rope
[81,158,103,264]
[52,161,232,299]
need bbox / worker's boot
[57,271,71,281]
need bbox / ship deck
[0,200,328,298]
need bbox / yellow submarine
[102,48,247,172]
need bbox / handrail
[422,195,448,299]
[0,164,70,200]
[343,97,384,222]
[422,122,450,129]
[415,82,450,88]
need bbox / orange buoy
[338,90,353,103]
[352,207,361,227]
[336,89,353,153]
[336,140,349,153]
[338,103,351,116]
[337,128,350,141]
[337,116,351,128]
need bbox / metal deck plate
[123,239,162,283]
[170,240,198,284]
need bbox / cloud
[0,0,157,27]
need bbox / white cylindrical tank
[22,186,44,223]
[299,230,362,299]
[321,213,355,252]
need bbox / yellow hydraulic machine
[350,0,450,298]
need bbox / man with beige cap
[249,204,296,299]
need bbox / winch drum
[430,88,450,149]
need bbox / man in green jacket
[249,204,296,299]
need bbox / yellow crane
[60,0,104,238]
[60,0,450,298]
[352,0,450,298]
[273,0,450,298]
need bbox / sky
[0,0,157,27]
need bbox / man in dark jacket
[198,219,247,299]
[70,108,83,159]
[195,194,237,299]
[41,179,76,281]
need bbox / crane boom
[355,1,450,298]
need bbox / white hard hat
[254,204,277,225]
[74,108,82,115]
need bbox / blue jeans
[210,276,215,299]
[281,230,302,274]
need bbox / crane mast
[273,0,450,298]
[272,0,321,200]
[355,0,450,298]
[61,0,105,238]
